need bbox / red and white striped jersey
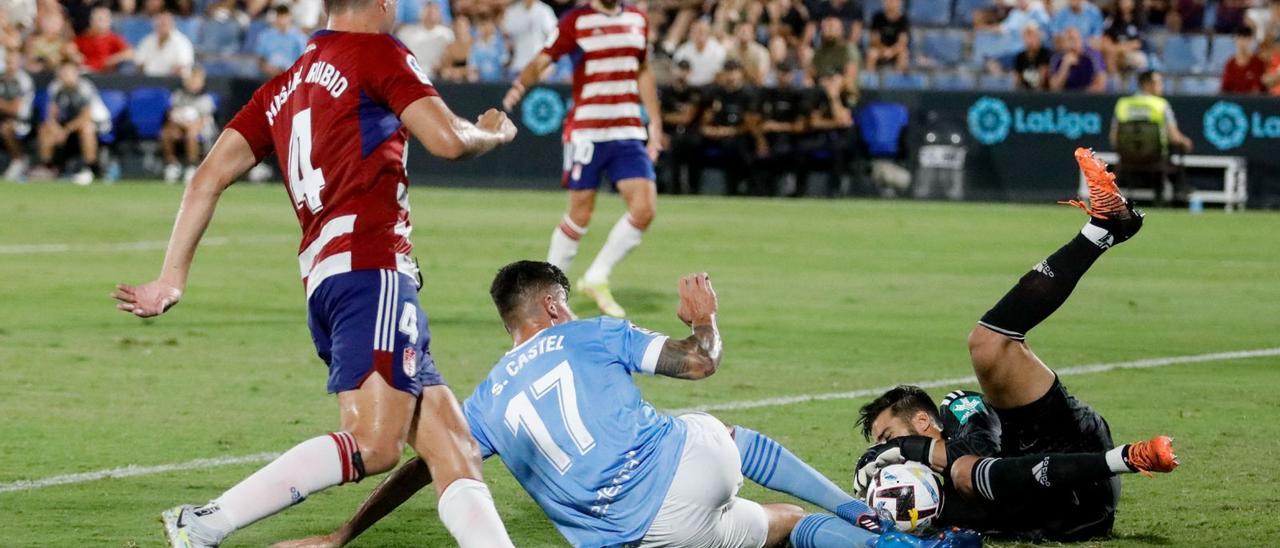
[225,31,439,298]
[543,5,649,143]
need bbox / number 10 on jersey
[503,361,596,474]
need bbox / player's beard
[597,0,620,9]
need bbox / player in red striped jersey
[112,0,517,545]
[503,0,663,318]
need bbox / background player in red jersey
[111,0,518,546]
[502,0,663,318]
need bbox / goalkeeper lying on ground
[853,149,1179,542]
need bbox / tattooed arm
[654,273,722,380]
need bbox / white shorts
[639,413,769,548]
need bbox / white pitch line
[0,235,294,255]
[2,347,1278,495]
[0,453,281,494]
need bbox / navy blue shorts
[562,139,656,190]
[307,269,445,396]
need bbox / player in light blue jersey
[276,262,977,548]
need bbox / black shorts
[993,377,1121,541]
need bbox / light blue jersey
[463,318,686,547]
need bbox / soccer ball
[864,462,943,533]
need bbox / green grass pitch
[1,182,1278,547]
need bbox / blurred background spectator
[1,48,34,181]
[134,12,194,77]
[1222,26,1267,92]
[866,0,910,72]
[34,60,105,185]
[755,61,806,196]
[727,20,773,85]
[502,0,557,76]
[690,60,758,196]
[812,16,859,91]
[1100,0,1148,75]
[74,6,132,73]
[1050,26,1107,91]
[1051,0,1104,46]
[797,68,855,197]
[398,2,456,79]
[1015,23,1052,89]
[468,16,508,82]
[657,59,702,194]
[674,19,726,86]
[254,5,308,78]
[26,11,82,74]
[436,17,473,82]
[161,66,216,184]
[1247,0,1280,43]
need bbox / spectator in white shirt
[502,0,558,75]
[674,18,727,86]
[395,2,455,77]
[134,11,194,77]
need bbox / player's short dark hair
[1137,70,1160,88]
[273,4,291,16]
[324,0,375,15]
[1235,26,1255,39]
[856,385,941,441]
[489,260,571,327]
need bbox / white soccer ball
[864,461,943,533]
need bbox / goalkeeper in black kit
[853,149,1179,542]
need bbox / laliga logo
[967,97,1011,145]
[1201,100,1280,150]
[521,87,567,137]
[967,96,1103,145]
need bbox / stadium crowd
[2,0,1280,187]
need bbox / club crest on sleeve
[405,54,432,85]
[403,347,418,377]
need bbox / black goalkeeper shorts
[993,376,1121,541]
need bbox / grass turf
[0,181,1277,547]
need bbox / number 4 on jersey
[287,108,326,213]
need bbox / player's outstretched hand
[677,272,717,327]
[477,108,518,143]
[853,445,906,498]
[112,280,182,318]
[501,82,526,112]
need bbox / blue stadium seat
[113,16,154,47]
[977,72,1014,90]
[931,70,976,90]
[1177,75,1220,95]
[856,102,910,158]
[1160,34,1207,74]
[969,30,1008,69]
[953,0,994,25]
[917,28,965,66]
[127,87,171,140]
[197,19,243,56]
[881,72,928,89]
[98,90,129,145]
[859,70,881,90]
[1206,34,1236,73]
[176,16,202,44]
[201,57,237,77]
[909,0,953,26]
[241,19,271,54]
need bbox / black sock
[971,453,1114,502]
[977,226,1108,340]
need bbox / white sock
[191,432,359,543]
[1105,445,1133,474]
[1080,221,1113,248]
[582,214,644,285]
[437,478,515,548]
[547,215,586,272]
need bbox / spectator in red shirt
[73,7,133,73]
[1222,27,1267,94]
